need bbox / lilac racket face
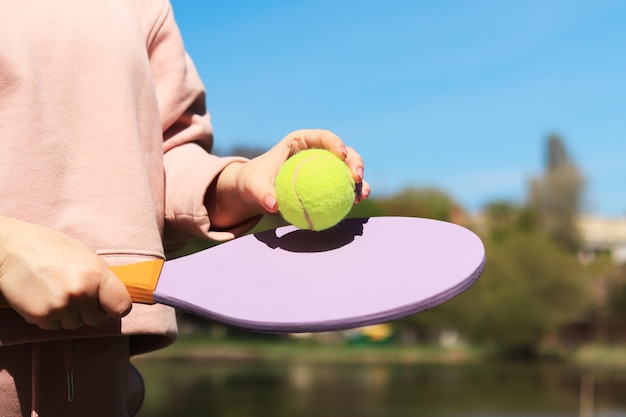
[153,217,485,333]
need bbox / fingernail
[340,145,348,158]
[264,194,278,212]
[356,167,364,182]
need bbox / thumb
[248,181,277,213]
[98,271,133,319]
[262,192,278,213]
[240,157,279,213]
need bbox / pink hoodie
[0,0,257,353]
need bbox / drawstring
[63,340,74,402]
[30,343,40,417]
[30,340,75,417]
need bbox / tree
[529,134,585,252]
[481,201,537,241]
[450,231,592,356]
[376,187,460,221]
[402,200,592,357]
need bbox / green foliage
[482,201,537,241]
[603,264,626,316]
[375,187,459,221]
[452,231,592,354]
[347,197,384,218]
[399,195,593,356]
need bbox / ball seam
[291,154,319,230]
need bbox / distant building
[577,216,626,264]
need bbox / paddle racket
[0,217,485,333]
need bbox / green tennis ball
[275,149,355,231]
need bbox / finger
[343,146,365,183]
[30,319,62,331]
[78,304,110,327]
[285,129,347,160]
[58,314,84,330]
[356,180,371,203]
[98,271,132,319]
[42,302,85,330]
[342,147,369,203]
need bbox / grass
[133,334,626,370]
[570,344,626,368]
[135,334,486,365]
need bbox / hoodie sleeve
[141,0,260,244]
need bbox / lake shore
[133,335,626,368]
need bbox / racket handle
[0,259,164,308]
[110,259,164,304]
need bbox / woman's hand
[205,129,371,229]
[0,216,132,330]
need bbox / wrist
[205,161,264,230]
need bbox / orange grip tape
[110,259,164,304]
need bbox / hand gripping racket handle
[0,259,164,308]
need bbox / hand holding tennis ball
[275,149,356,231]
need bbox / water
[135,360,626,417]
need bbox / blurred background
[135,1,626,416]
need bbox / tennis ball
[275,149,355,231]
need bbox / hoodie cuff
[163,142,261,243]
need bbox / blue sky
[170,0,625,216]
